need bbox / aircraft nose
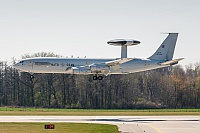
[13,63,20,69]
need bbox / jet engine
[72,66,91,74]
[89,64,110,75]
[67,64,110,75]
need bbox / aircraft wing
[105,58,132,70]
[160,58,184,65]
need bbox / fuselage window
[51,63,59,66]
[35,62,51,66]
[19,61,24,63]
[66,63,74,67]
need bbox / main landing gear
[93,75,103,80]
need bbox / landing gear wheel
[93,75,103,80]
[93,75,98,80]
[98,76,103,80]
[30,75,34,80]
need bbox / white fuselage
[13,57,167,75]
[13,33,182,76]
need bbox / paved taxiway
[0,116,199,133]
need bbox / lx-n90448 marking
[14,33,184,80]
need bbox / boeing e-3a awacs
[13,33,184,80]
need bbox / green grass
[0,108,199,133]
[0,122,118,133]
[0,107,199,116]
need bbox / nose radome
[13,63,19,69]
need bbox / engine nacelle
[67,64,110,75]
[90,64,110,75]
[72,66,91,74]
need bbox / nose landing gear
[30,75,34,80]
[29,73,35,81]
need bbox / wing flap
[105,58,132,66]
[104,58,132,70]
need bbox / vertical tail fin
[148,33,178,61]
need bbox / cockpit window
[19,61,24,63]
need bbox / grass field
[0,107,199,133]
[0,107,199,116]
[0,122,118,133]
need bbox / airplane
[13,33,184,80]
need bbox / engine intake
[90,64,110,75]
[68,64,110,75]
[72,66,91,74]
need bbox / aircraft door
[28,61,33,69]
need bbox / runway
[0,116,199,133]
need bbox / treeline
[0,53,200,109]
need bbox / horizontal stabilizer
[160,58,184,65]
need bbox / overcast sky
[0,0,199,66]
